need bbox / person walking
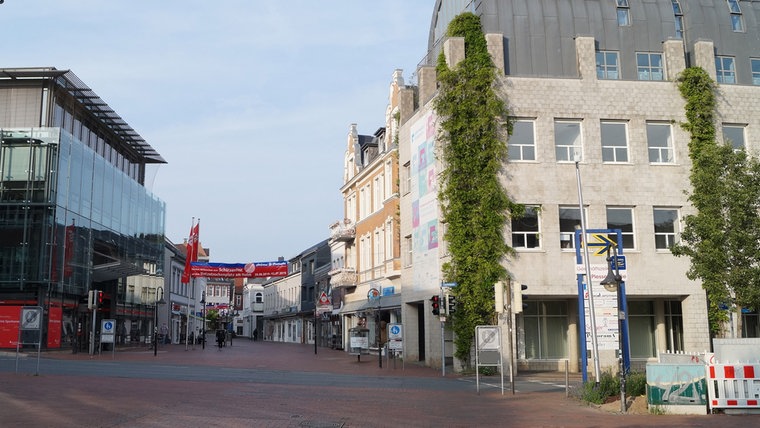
[216,329,225,351]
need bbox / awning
[340,294,401,314]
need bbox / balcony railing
[329,267,357,288]
[329,219,356,242]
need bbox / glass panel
[647,123,673,163]
[723,125,745,150]
[752,59,760,85]
[601,122,628,162]
[508,120,535,161]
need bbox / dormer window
[727,0,744,32]
[671,0,684,39]
[616,0,630,26]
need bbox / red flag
[181,221,199,283]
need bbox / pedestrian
[216,329,225,351]
[253,329,258,341]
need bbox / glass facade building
[0,68,165,350]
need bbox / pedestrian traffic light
[87,290,96,310]
[446,293,458,315]
[513,284,528,313]
[97,290,104,307]
[430,295,441,315]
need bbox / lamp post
[200,291,206,350]
[600,245,625,413]
[153,287,166,357]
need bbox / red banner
[181,221,199,284]
[191,261,288,278]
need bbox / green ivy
[673,67,760,335]
[434,12,521,365]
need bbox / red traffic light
[430,295,441,315]
[97,291,104,304]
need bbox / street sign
[388,323,402,340]
[100,319,116,344]
[318,291,331,306]
[441,282,458,288]
[587,234,616,256]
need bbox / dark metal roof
[0,67,165,163]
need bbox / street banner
[191,261,288,278]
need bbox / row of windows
[511,206,679,252]
[598,49,760,85]
[507,119,747,163]
[617,1,742,35]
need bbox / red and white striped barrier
[706,364,760,411]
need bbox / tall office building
[394,0,760,373]
[0,68,166,350]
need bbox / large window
[637,53,664,81]
[752,59,760,86]
[742,310,759,338]
[715,56,736,84]
[601,121,629,163]
[607,207,635,249]
[647,122,674,164]
[523,301,568,359]
[512,205,540,249]
[596,51,620,80]
[554,120,582,162]
[629,301,656,358]
[653,208,679,250]
[559,206,585,249]
[665,300,684,352]
[508,119,536,161]
[722,124,746,151]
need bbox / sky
[0,1,434,263]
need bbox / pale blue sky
[1,1,433,262]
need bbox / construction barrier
[705,364,760,411]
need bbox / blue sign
[442,282,458,288]
[610,255,626,270]
[390,325,401,335]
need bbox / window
[672,0,684,39]
[512,205,540,249]
[523,301,568,359]
[752,59,760,86]
[401,162,411,195]
[637,53,664,81]
[722,124,746,151]
[629,301,656,358]
[715,56,736,84]
[559,206,586,249]
[606,207,635,249]
[373,175,383,209]
[647,122,674,163]
[665,301,684,351]
[554,120,582,162]
[601,121,628,163]
[596,51,620,80]
[727,0,744,32]
[653,208,678,250]
[403,235,412,267]
[742,310,760,338]
[508,119,536,161]
[616,0,630,26]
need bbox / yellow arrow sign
[586,234,617,256]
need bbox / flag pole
[184,217,195,351]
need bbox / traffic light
[97,291,104,308]
[87,290,96,310]
[513,284,528,313]
[446,293,458,315]
[430,295,441,315]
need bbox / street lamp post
[600,245,625,412]
[153,287,166,357]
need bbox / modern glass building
[0,68,165,350]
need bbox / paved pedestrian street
[0,340,757,427]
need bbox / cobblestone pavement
[1,339,757,427]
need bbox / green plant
[672,67,760,335]
[625,371,646,397]
[434,12,521,367]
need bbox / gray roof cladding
[428,0,760,84]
